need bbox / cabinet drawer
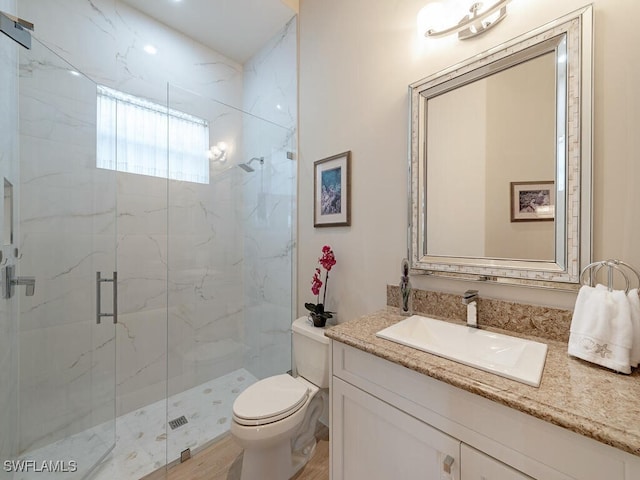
[332,377,460,480]
[461,444,533,480]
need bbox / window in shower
[96,85,210,184]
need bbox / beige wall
[298,0,640,322]
[484,52,555,260]
[427,79,486,257]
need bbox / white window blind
[97,85,210,184]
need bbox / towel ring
[579,259,640,294]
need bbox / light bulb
[417,3,446,35]
[208,142,228,163]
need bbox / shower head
[238,157,264,172]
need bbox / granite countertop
[325,307,640,457]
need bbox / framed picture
[510,181,555,222]
[314,151,351,227]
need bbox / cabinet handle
[442,454,455,474]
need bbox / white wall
[298,0,640,322]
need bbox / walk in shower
[0,1,297,478]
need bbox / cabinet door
[332,377,460,480]
[461,444,534,480]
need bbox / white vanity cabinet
[330,341,640,480]
[333,377,460,480]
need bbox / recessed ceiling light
[69,70,80,76]
[144,44,157,55]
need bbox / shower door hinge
[0,11,33,49]
[2,265,35,299]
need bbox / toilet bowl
[231,375,323,479]
[231,317,329,480]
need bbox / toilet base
[240,439,292,480]
[239,438,317,480]
[291,439,317,476]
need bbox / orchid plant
[305,245,336,327]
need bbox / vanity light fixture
[422,0,510,40]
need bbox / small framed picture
[314,151,351,227]
[510,181,555,222]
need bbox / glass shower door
[14,37,117,478]
[164,84,295,461]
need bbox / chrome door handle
[2,265,35,298]
[96,271,118,324]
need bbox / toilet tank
[292,316,330,388]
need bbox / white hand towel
[628,288,640,368]
[568,284,633,373]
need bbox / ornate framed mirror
[409,6,593,289]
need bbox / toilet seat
[233,374,310,426]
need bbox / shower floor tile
[15,369,257,480]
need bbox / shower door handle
[96,271,118,324]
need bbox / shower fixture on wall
[238,157,264,172]
[0,11,33,49]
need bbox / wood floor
[142,425,329,480]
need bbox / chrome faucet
[462,290,478,328]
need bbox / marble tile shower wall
[0,0,19,474]
[242,17,297,379]
[15,0,263,454]
[17,38,117,456]
[164,152,245,400]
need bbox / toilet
[231,316,330,480]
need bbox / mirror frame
[408,6,593,289]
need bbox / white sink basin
[376,315,547,387]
